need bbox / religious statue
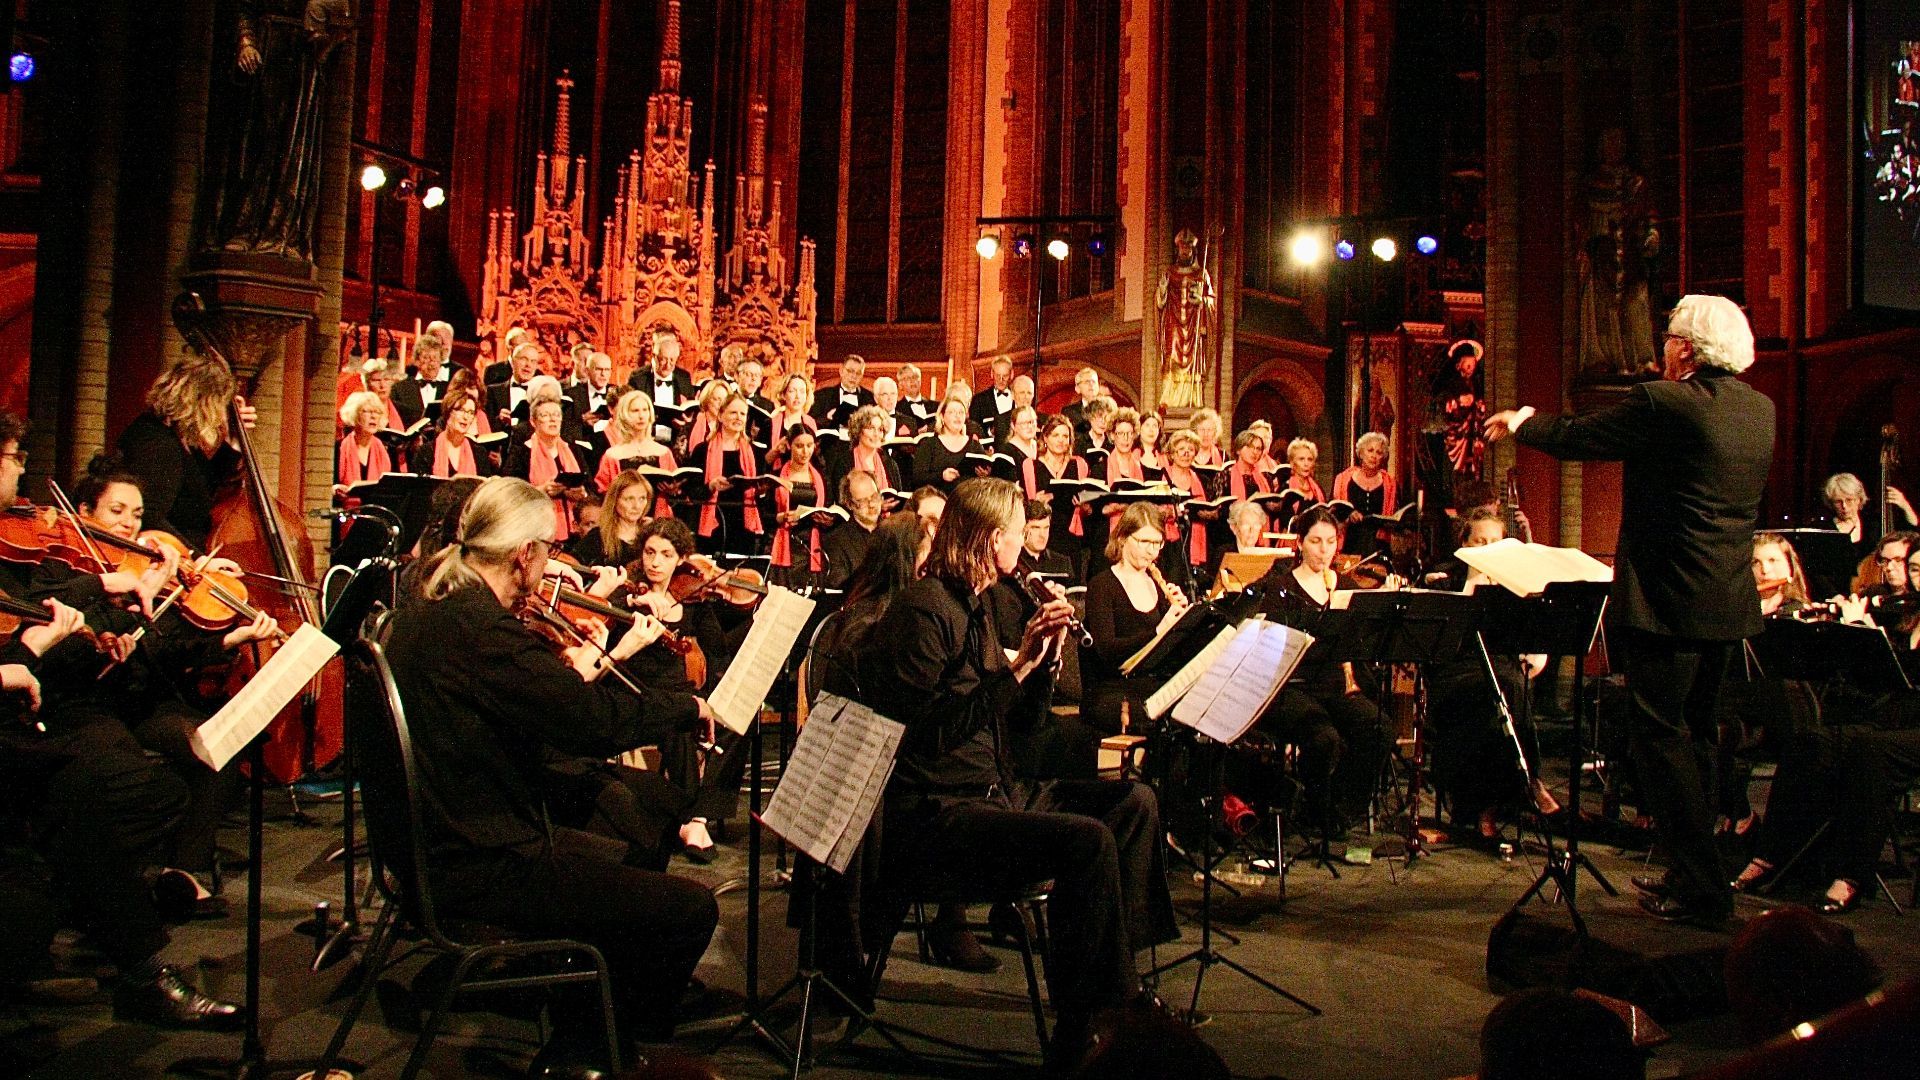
[1576,128,1661,375]
[203,0,356,262]
[1436,339,1488,477]
[1155,228,1216,409]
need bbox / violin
[1332,551,1391,590]
[533,578,709,688]
[668,552,767,608]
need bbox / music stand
[1479,581,1613,934]
[341,473,444,555]
[1773,528,1856,602]
[1746,617,1913,695]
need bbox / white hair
[1667,294,1755,374]
[421,477,557,600]
[340,390,385,429]
[1823,472,1867,503]
[1227,500,1266,533]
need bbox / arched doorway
[1233,382,1298,442]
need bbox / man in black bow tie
[628,329,694,406]
[969,354,1017,442]
[810,353,873,429]
[485,343,546,427]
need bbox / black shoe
[151,869,229,922]
[1818,881,1863,915]
[526,1037,611,1080]
[113,964,246,1031]
[927,918,1002,974]
[1730,860,1778,894]
[1638,893,1735,930]
[680,841,719,865]
[1630,873,1675,899]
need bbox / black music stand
[339,473,443,556]
[1479,581,1613,935]
[1747,617,1913,696]
[1773,528,1856,603]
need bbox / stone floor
[16,783,1920,1079]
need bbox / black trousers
[541,758,686,872]
[438,833,718,1043]
[1761,722,1920,887]
[1427,654,1537,824]
[127,702,241,874]
[880,779,1176,1037]
[1257,684,1389,834]
[1619,629,1734,912]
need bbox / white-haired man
[969,355,1017,443]
[1486,293,1775,929]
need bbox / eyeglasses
[1129,535,1165,550]
[1875,554,1907,566]
[0,450,25,466]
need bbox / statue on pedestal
[1576,128,1660,376]
[1156,228,1216,409]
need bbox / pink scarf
[698,434,762,537]
[770,409,816,441]
[596,446,679,518]
[525,436,581,540]
[430,431,477,478]
[1165,463,1209,564]
[1196,444,1225,467]
[850,444,890,490]
[1229,461,1273,501]
[382,397,405,431]
[1332,467,1395,513]
[1023,455,1088,537]
[336,435,390,487]
[770,463,828,570]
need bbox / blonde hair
[1190,408,1222,439]
[147,357,235,452]
[1165,428,1200,455]
[778,372,814,415]
[608,390,654,445]
[1105,501,1165,562]
[1286,437,1318,461]
[598,470,655,557]
[921,478,1023,593]
[339,390,386,430]
[420,476,556,600]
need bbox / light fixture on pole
[1045,237,1071,261]
[974,212,1118,384]
[359,163,388,192]
[975,231,1001,259]
[1288,229,1327,267]
[1371,237,1398,262]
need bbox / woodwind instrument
[1145,562,1186,608]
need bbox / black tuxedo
[810,385,872,430]
[969,384,1017,443]
[483,360,512,386]
[567,380,618,424]
[485,379,538,425]
[1060,398,1095,438]
[1515,365,1774,916]
[627,366,694,404]
[390,376,444,428]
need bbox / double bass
[183,305,342,784]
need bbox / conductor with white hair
[1485,293,1775,929]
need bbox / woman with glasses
[1082,502,1191,745]
[413,389,492,478]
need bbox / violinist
[1248,507,1391,848]
[507,398,588,544]
[333,390,392,495]
[769,427,829,588]
[1083,503,1190,746]
[914,396,985,495]
[569,471,653,568]
[382,477,719,1065]
[410,388,492,479]
[1022,415,1091,581]
[690,392,766,555]
[115,355,257,550]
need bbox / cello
[184,316,342,785]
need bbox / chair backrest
[803,607,859,706]
[343,633,454,944]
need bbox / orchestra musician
[1205,499,1273,593]
[914,396,984,494]
[569,471,654,567]
[1083,502,1191,748]
[1487,292,1774,929]
[1246,507,1391,846]
[1022,415,1092,583]
[821,471,886,589]
[769,427,830,588]
[115,356,257,550]
[689,392,766,555]
[412,388,492,479]
[333,391,392,495]
[1710,532,1820,835]
[506,398,588,545]
[383,478,720,1068]
[851,478,1177,1069]
[1016,498,1073,579]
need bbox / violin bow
[528,585,649,697]
[44,480,111,571]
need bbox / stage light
[421,185,446,210]
[1371,237,1398,262]
[975,232,1001,259]
[1012,233,1034,257]
[1288,229,1326,267]
[9,54,33,82]
[1335,240,1356,261]
[1415,235,1439,256]
[1046,237,1071,261]
[394,176,416,199]
[1086,232,1108,258]
[359,163,388,192]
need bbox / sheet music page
[760,693,905,872]
[1171,618,1266,728]
[1454,538,1612,597]
[826,698,905,873]
[762,695,845,864]
[705,585,816,734]
[1144,624,1241,720]
[189,623,341,771]
[1190,621,1314,744]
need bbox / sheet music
[1455,538,1612,597]
[1144,624,1240,720]
[705,585,816,734]
[760,693,904,873]
[1172,618,1266,728]
[188,623,340,771]
[1189,621,1314,744]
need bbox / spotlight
[394,176,416,199]
[1415,235,1439,256]
[359,163,388,192]
[1086,232,1108,258]
[975,232,1001,259]
[421,185,447,210]
[1371,237,1398,262]
[1335,240,1356,261]
[1046,237,1071,261]
[1288,229,1326,267]
[1012,233,1034,257]
[8,54,33,82]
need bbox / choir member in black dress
[914,396,985,494]
[1331,431,1397,552]
[569,471,653,567]
[852,478,1178,1068]
[769,428,830,588]
[1137,410,1166,480]
[998,405,1041,475]
[1083,502,1191,742]
[689,393,767,555]
[507,398,590,545]
[116,356,254,549]
[1190,407,1227,468]
[1022,415,1092,581]
[1248,508,1392,843]
[768,373,819,456]
[383,478,719,1065]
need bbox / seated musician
[507,397,589,546]
[569,471,653,568]
[1205,499,1280,596]
[689,392,766,556]
[383,477,720,1067]
[1709,532,1820,835]
[1083,502,1190,746]
[913,396,985,494]
[821,470,885,589]
[769,428,829,588]
[851,478,1178,1069]
[1247,507,1391,845]
[411,388,492,479]
[333,391,391,496]
[1852,532,1917,613]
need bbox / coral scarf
[698,435,761,537]
[430,431,477,478]
[1165,463,1209,565]
[525,436,580,540]
[770,463,829,570]
[336,435,390,487]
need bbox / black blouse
[913,434,985,494]
[1081,566,1172,730]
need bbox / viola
[0,504,106,571]
[1332,551,1391,591]
[535,579,709,688]
[668,552,767,608]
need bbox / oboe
[1022,571,1094,647]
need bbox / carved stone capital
[178,251,322,385]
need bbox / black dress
[1081,567,1170,735]
[116,412,241,550]
[913,434,983,494]
[569,529,644,568]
